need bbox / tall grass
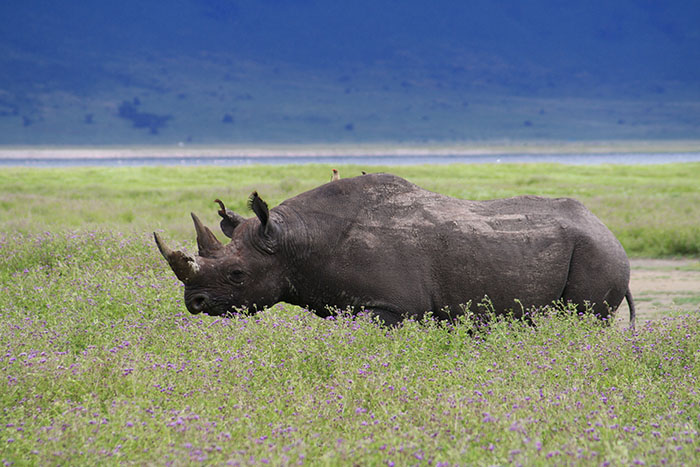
[1,163,699,256]
[1,231,698,465]
[1,163,699,464]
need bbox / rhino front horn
[153,232,200,283]
[191,212,223,257]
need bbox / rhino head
[154,193,289,316]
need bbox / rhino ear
[247,192,280,254]
[247,191,272,235]
[215,199,245,238]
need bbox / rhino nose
[188,293,209,314]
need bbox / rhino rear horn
[191,213,223,257]
[154,232,199,283]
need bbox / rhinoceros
[154,173,635,327]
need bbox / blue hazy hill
[1,0,699,144]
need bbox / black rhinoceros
[155,173,635,327]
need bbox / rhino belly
[431,231,573,316]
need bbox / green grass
[1,164,699,464]
[1,163,699,256]
[1,231,699,465]
[674,294,700,307]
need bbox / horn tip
[153,231,167,253]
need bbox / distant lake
[2,152,700,167]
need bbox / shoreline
[2,140,700,160]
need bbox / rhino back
[276,173,620,317]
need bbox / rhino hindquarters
[560,240,630,322]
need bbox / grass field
[1,163,699,465]
[1,162,699,255]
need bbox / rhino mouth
[185,292,214,315]
[185,292,245,317]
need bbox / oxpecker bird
[330,168,340,181]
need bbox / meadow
[1,163,699,465]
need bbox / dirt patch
[614,258,700,326]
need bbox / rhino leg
[365,307,405,326]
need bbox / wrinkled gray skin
[155,173,635,327]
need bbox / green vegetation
[1,163,699,256]
[1,231,699,465]
[1,163,699,464]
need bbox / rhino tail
[625,289,636,331]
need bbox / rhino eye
[228,270,245,285]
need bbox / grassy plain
[1,163,699,465]
[1,162,699,255]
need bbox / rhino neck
[259,205,314,306]
[270,204,314,260]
